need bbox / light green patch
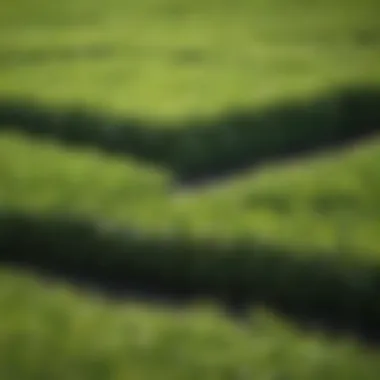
[0,0,379,123]
[0,131,171,221]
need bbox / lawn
[0,266,379,380]
[164,135,380,255]
[1,132,380,338]
[0,0,380,375]
[0,131,171,221]
[0,0,379,122]
[2,130,380,256]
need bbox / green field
[1,0,380,377]
[166,135,380,253]
[1,0,380,122]
[0,267,379,380]
[2,130,380,255]
[0,131,171,220]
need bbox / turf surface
[0,0,379,121]
[0,131,171,222]
[167,135,380,254]
[1,0,380,375]
[0,267,379,380]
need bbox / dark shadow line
[0,85,379,186]
[1,211,380,347]
[4,261,380,349]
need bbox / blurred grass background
[0,0,380,378]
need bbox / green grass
[0,266,379,380]
[0,1,380,375]
[1,0,380,377]
[163,136,380,255]
[0,131,171,221]
[2,131,380,257]
[0,0,379,122]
